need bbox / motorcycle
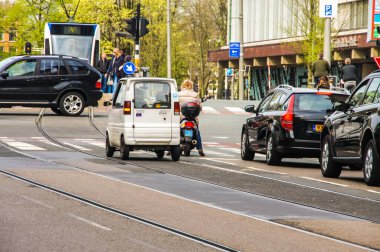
[180,102,201,156]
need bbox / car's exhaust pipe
[192,140,197,145]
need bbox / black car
[241,85,349,165]
[0,55,102,116]
[321,71,380,186]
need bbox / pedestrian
[179,79,205,157]
[312,53,330,88]
[96,52,110,93]
[105,48,124,94]
[340,58,358,93]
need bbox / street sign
[123,62,136,75]
[226,68,233,77]
[319,0,337,18]
[374,57,380,68]
[229,42,240,58]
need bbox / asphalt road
[0,101,379,251]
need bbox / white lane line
[21,195,56,209]
[301,177,348,187]
[203,142,219,145]
[0,137,9,139]
[68,214,111,231]
[224,107,249,115]
[85,141,105,147]
[38,140,60,147]
[203,158,238,166]
[74,138,96,141]
[212,136,229,139]
[3,141,45,151]
[62,142,91,151]
[201,106,220,114]
[367,190,380,194]
[219,147,240,154]
[202,150,234,157]
[31,137,45,139]
[246,166,287,175]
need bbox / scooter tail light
[184,121,195,128]
[280,94,295,131]
[123,101,131,115]
[95,79,102,89]
[174,102,180,115]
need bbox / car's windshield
[0,57,17,70]
[294,93,348,112]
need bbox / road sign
[319,0,337,18]
[226,68,233,77]
[374,57,380,68]
[123,62,136,75]
[229,42,240,58]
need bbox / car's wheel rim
[241,133,246,155]
[267,136,272,161]
[63,95,83,114]
[365,146,373,179]
[322,141,329,172]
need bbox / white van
[105,77,181,161]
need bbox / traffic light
[25,42,32,54]
[139,17,149,37]
[126,17,137,37]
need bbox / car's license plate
[184,130,193,137]
[313,124,323,133]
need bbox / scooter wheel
[184,143,191,156]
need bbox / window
[134,82,171,109]
[39,59,68,75]
[114,82,126,108]
[348,80,369,108]
[295,94,334,112]
[66,60,89,75]
[5,59,37,77]
[258,93,274,113]
[0,33,3,41]
[267,91,283,111]
[9,32,16,41]
[363,78,380,105]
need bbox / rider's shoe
[198,149,205,156]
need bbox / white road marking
[219,147,240,153]
[225,107,249,115]
[246,166,287,175]
[21,195,55,209]
[3,141,45,151]
[212,136,229,139]
[202,149,234,157]
[367,190,380,194]
[31,137,45,139]
[201,106,220,114]
[203,158,238,166]
[301,177,348,187]
[85,141,105,147]
[63,142,91,151]
[0,137,9,139]
[38,140,60,147]
[68,214,111,231]
[203,142,219,145]
[74,138,96,141]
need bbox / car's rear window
[134,82,171,109]
[294,93,347,112]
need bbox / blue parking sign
[229,42,240,58]
[325,5,332,16]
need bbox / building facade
[208,0,378,100]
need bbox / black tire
[184,143,191,156]
[321,135,342,178]
[241,130,254,160]
[170,145,181,161]
[50,107,62,115]
[120,136,130,160]
[349,164,362,171]
[105,134,115,157]
[59,92,85,116]
[156,150,165,159]
[266,134,281,165]
[363,139,380,186]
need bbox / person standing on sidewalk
[340,58,358,93]
[312,53,330,87]
[96,52,110,93]
[105,48,123,94]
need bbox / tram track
[1,108,377,251]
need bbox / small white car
[105,77,181,161]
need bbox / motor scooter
[180,102,201,156]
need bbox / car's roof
[121,77,176,82]
[273,85,350,95]
[11,55,85,60]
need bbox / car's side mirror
[244,105,256,113]
[103,100,111,106]
[1,71,9,79]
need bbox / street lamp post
[167,0,172,78]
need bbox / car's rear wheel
[266,134,281,165]
[59,92,85,116]
[50,107,62,115]
[321,135,342,178]
[363,139,380,186]
[120,136,130,160]
[156,150,165,159]
[105,134,115,157]
[241,130,254,161]
[171,145,181,161]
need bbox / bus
[44,22,100,66]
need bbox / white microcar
[105,77,181,161]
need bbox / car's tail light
[123,101,131,115]
[316,91,332,95]
[280,94,295,131]
[95,79,102,89]
[174,102,180,115]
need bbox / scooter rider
[178,80,205,156]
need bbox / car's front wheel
[59,92,85,116]
[321,135,342,178]
[266,134,281,165]
[363,139,380,186]
[241,130,254,160]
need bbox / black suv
[241,85,349,165]
[321,71,380,186]
[0,55,102,116]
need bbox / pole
[323,17,331,66]
[231,74,234,100]
[134,3,141,72]
[224,70,228,99]
[167,0,172,78]
[238,0,244,100]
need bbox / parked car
[241,85,349,165]
[321,71,380,186]
[105,77,181,161]
[0,55,102,116]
